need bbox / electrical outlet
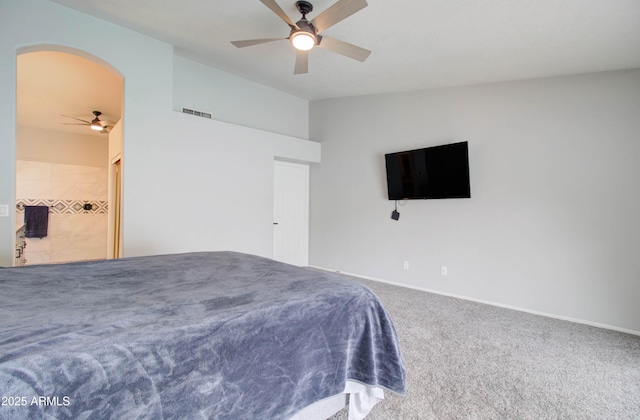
[403,261,409,270]
[441,266,448,276]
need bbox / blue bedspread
[0,252,405,419]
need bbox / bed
[0,251,406,419]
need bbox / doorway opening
[15,47,123,266]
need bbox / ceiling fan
[61,110,115,134]
[231,0,371,74]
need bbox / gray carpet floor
[327,274,640,419]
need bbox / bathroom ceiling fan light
[61,110,114,134]
[90,120,103,131]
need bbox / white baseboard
[308,265,640,337]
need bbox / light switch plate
[0,204,9,218]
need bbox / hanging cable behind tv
[391,200,400,221]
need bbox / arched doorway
[15,46,124,266]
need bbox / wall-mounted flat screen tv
[385,141,470,200]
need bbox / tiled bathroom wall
[15,160,108,265]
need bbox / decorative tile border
[16,199,108,214]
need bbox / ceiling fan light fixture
[90,120,103,131]
[290,31,316,51]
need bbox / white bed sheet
[290,381,385,420]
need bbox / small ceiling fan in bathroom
[61,110,115,134]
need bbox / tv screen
[385,141,470,200]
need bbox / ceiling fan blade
[61,115,91,124]
[62,123,89,126]
[259,0,299,29]
[311,0,368,34]
[318,35,371,62]
[231,38,286,48]
[294,50,309,74]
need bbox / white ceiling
[48,0,640,100]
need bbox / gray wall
[173,54,309,139]
[309,69,640,333]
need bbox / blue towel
[24,205,49,238]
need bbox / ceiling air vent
[182,108,212,119]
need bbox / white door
[273,161,309,266]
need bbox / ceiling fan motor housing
[290,2,319,51]
[296,1,313,17]
[292,19,317,37]
[292,1,318,44]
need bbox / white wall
[0,0,320,266]
[309,69,640,333]
[173,54,309,139]
[17,125,108,167]
[122,112,320,258]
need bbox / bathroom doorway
[15,49,123,265]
